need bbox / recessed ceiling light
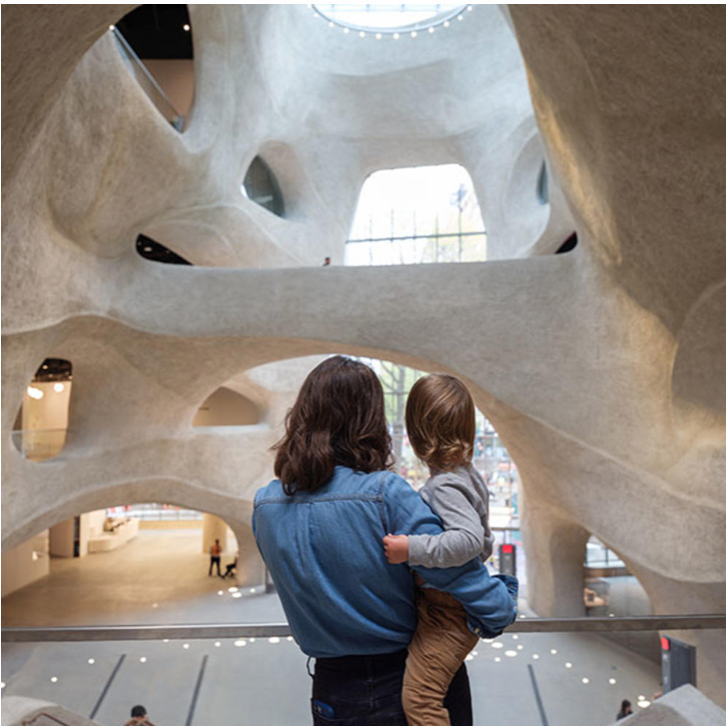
[183,24,190,31]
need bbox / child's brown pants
[402,584,479,726]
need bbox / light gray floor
[2,530,662,725]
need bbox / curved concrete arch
[3,3,725,705]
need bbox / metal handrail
[3,615,725,643]
[22,713,74,726]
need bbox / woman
[253,356,516,725]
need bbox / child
[384,373,496,726]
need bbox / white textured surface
[2,2,725,707]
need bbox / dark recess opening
[115,5,193,60]
[556,233,578,254]
[136,234,193,265]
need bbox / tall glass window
[345,164,486,266]
[359,358,519,530]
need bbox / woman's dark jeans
[312,650,473,725]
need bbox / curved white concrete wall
[2,3,724,704]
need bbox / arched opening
[112,4,195,131]
[11,358,73,461]
[357,357,522,581]
[585,534,658,662]
[1,504,249,625]
[241,156,286,217]
[193,387,261,427]
[345,164,487,266]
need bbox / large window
[345,165,486,266]
[360,358,519,528]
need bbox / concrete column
[49,518,76,558]
[521,501,590,617]
[229,521,265,588]
[202,513,228,554]
[632,565,726,710]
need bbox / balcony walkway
[2,529,663,725]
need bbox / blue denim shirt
[253,466,517,658]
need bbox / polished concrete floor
[2,530,662,726]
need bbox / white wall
[49,518,75,558]
[1,531,50,597]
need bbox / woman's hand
[383,534,410,564]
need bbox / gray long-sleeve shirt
[408,465,494,568]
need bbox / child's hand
[383,534,409,564]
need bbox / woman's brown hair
[273,356,393,495]
[405,373,476,471]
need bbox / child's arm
[408,477,492,568]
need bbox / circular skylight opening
[313,4,469,33]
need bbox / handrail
[110,26,184,131]
[3,615,725,643]
[22,713,74,726]
[11,428,69,434]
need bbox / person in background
[383,374,498,726]
[616,699,633,720]
[125,705,155,726]
[208,538,222,577]
[223,551,239,579]
[323,256,331,266]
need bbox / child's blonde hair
[405,373,476,471]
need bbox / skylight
[313,4,470,34]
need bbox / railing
[110,26,184,131]
[4,616,723,725]
[4,615,725,643]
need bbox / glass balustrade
[111,27,185,132]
